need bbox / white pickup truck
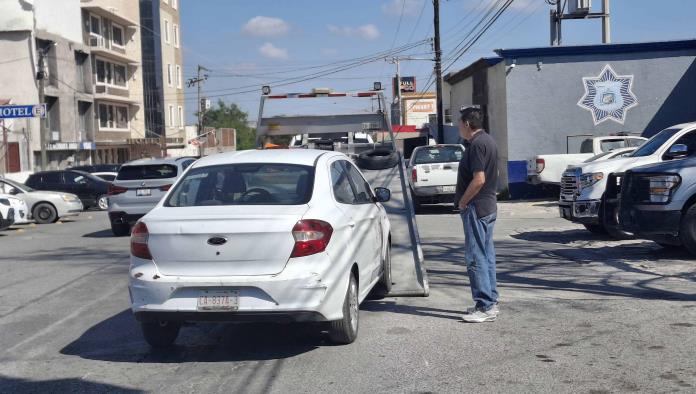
[528,135,647,185]
[407,144,465,211]
[559,122,696,237]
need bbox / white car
[0,196,15,230]
[2,194,30,224]
[408,144,465,211]
[129,149,393,347]
[0,177,83,224]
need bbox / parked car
[407,144,465,211]
[1,194,30,224]
[92,172,118,182]
[24,170,110,211]
[129,149,392,347]
[616,154,696,254]
[69,164,121,173]
[559,122,696,237]
[0,196,15,230]
[289,132,374,148]
[108,157,196,236]
[528,135,646,185]
[0,177,83,224]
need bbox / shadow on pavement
[362,300,462,320]
[83,229,117,238]
[60,310,322,363]
[422,238,696,302]
[511,229,611,244]
[0,375,142,394]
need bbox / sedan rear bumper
[134,310,326,323]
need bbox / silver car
[108,157,196,236]
[0,177,83,224]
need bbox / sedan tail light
[290,220,333,258]
[535,159,546,174]
[159,184,173,192]
[411,167,418,183]
[131,221,153,260]
[108,184,128,195]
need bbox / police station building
[444,39,696,198]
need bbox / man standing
[454,106,499,323]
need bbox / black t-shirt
[454,131,498,218]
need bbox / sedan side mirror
[8,188,19,195]
[374,187,391,203]
[666,144,689,159]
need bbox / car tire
[583,224,607,235]
[33,202,58,224]
[679,204,696,255]
[111,221,130,237]
[372,244,393,298]
[140,321,180,348]
[328,272,359,345]
[601,201,633,240]
[355,149,399,171]
[97,195,108,210]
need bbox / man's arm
[458,171,485,209]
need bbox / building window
[112,23,125,47]
[98,103,129,131]
[96,58,128,88]
[176,65,182,88]
[167,64,173,86]
[45,96,59,133]
[90,15,101,37]
[178,105,184,128]
[173,24,179,47]
[168,105,174,127]
[164,19,170,44]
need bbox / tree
[202,100,256,150]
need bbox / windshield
[117,164,178,180]
[166,163,314,206]
[630,128,680,157]
[412,146,464,165]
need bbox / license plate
[136,188,151,197]
[442,185,456,193]
[559,207,571,219]
[197,290,239,311]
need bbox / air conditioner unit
[89,35,103,47]
[568,0,591,15]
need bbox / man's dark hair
[460,106,484,130]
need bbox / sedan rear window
[166,164,314,206]
[412,146,464,165]
[117,164,178,180]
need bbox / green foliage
[202,100,256,150]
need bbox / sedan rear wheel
[328,272,359,345]
[141,321,180,348]
[97,195,108,210]
[373,244,392,297]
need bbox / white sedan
[129,149,393,347]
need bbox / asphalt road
[0,202,694,393]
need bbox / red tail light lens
[411,167,418,183]
[131,221,152,260]
[290,220,333,258]
[159,184,172,191]
[535,159,546,174]
[108,184,128,195]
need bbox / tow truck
[255,87,429,297]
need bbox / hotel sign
[0,104,46,119]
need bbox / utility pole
[187,65,208,156]
[433,0,444,143]
[602,0,611,44]
[387,57,404,125]
[550,0,562,46]
[36,44,50,170]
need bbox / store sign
[393,76,416,96]
[578,65,638,125]
[409,100,435,113]
[45,142,96,151]
[0,104,46,119]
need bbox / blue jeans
[460,204,498,311]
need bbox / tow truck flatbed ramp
[255,90,428,297]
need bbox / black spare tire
[356,148,399,170]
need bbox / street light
[373,82,382,91]
[262,85,271,95]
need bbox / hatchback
[129,149,392,347]
[25,170,110,210]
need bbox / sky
[179,0,696,123]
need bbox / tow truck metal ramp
[256,91,428,297]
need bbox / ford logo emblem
[207,237,227,246]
